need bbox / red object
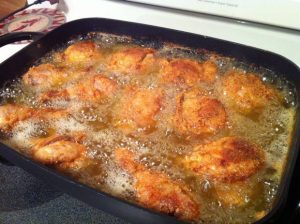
[0,8,65,44]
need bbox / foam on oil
[0,33,297,224]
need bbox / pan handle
[0,31,44,166]
[0,32,44,48]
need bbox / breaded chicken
[31,132,86,165]
[56,156,93,171]
[202,60,218,83]
[109,47,156,75]
[63,41,102,65]
[23,63,86,92]
[0,104,70,132]
[39,74,117,104]
[113,86,163,134]
[214,181,256,207]
[174,89,226,136]
[23,64,67,92]
[159,58,217,87]
[67,74,117,102]
[0,104,36,131]
[115,148,200,221]
[182,137,265,182]
[36,108,70,122]
[38,89,69,104]
[221,71,279,115]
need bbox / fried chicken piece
[214,181,256,207]
[221,71,279,115]
[183,137,265,183]
[56,155,104,188]
[115,148,200,221]
[202,60,218,83]
[109,47,156,75]
[159,58,217,87]
[0,104,36,131]
[0,105,88,167]
[38,89,70,104]
[56,156,92,171]
[36,109,70,122]
[174,89,226,136]
[0,104,70,132]
[66,74,117,102]
[22,63,86,92]
[23,64,66,92]
[113,86,163,134]
[39,74,117,104]
[31,132,86,165]
[63,41,102,65]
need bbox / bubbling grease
[0,32,297,224]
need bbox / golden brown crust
[63,41,102,65]
[38,89,70,103]
[0,104,71,131]
[202,60,218,83]
[222,71,279,115]
[66,74,117,102]
[39,74,117,104]
[108,47,156,75]
[159,58,217,87]
[23,63,89,92]
[214,181,255,207]
[31,132,86,165]
[113,86,164,134]
[173,89,227,136]
[0,104,36,131]
[183,137,265,182]
[115,148,200,221]
[23,64,66,92]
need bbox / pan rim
[0,17,300,224]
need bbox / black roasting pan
[0,18,300,224]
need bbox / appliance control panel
[127,0,300,30]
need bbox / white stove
[1,0,300,68]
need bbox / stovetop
[0,162,129,224]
